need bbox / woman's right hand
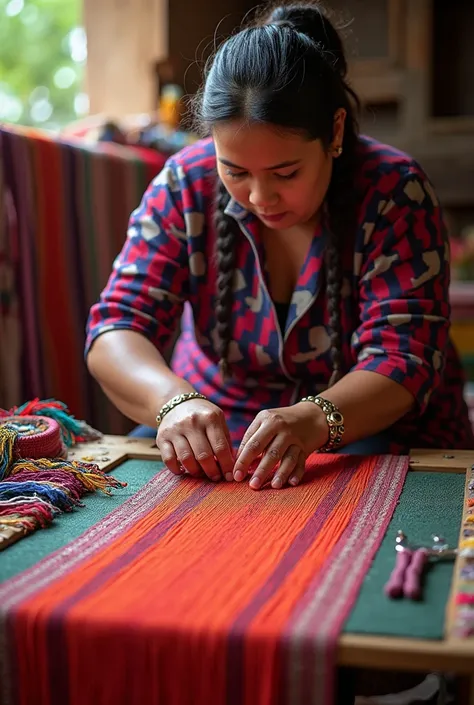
[156,399,235,482]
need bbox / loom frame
[4,436,474,691]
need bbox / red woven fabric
[0,454,409,705]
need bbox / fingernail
[211,475,221,482]
[234,470,244,482]
[225,473,234,482]
[250,477,261,489]
[289,476,299,486]
[272,477,282,489]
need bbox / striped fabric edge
[0,471,178,705]
[0,471,177,607]
[284,455,408,705]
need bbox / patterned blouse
[86,136,474,451]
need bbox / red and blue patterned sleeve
[351,170,450,412]
[85,160,188,355]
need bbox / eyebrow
[218,158,301,171]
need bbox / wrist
[298,396,345,452]
[155,392,208,428]
[146,383,195,424]
[296,400,329,448]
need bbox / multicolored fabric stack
[0,452,408,705]
[0,124,166,432]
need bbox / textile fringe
[0,410,125,546]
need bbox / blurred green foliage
[0,0,85,130]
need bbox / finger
[235,417,263,461]
[173,436,202,477]
[187,434,223,482]
[206,424,235,482]
[158,440,184,476]
[288,453,307,487]
[271,445,301,489]
[248,437,289,490]
[234,423,281,482]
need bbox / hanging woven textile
[0,124,166,434]
[0,452,408,705]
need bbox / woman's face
[213,115,344,230]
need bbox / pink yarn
[455,593,474,606]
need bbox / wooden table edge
[337,633,474,672]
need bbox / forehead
[213,120,319,168]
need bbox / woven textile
[0,124,165,430]
[0,140,21,410]
[0,453,408,705]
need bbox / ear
[331,108,346,153]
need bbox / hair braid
[325,131,358,387]
[325,229,343,388]
[214,178,239,379]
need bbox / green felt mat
[344,471,463,638]
[0,461,464,640]
[1,460,158,582]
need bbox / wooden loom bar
[67,437,474,475]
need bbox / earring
[332,146,343,157]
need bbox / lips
[258,212,288,222]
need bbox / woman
[86,2,474,492]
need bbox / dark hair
[196,2,360,385]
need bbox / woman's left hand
[234,403,328,490]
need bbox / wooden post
[82,0,168,118]
[400,0,432,143]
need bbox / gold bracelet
[156,392,208,428]
[299,395,345,452]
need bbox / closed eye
[275,170,299,180]
[225,170,247,180]
[224,169,299,181]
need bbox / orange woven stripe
[8,453,405,705]
[12,478,202,699]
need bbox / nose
[248,181,278,209]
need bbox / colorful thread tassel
[0,405,125,548]
[0,425,17,481]
[0,398,103,446]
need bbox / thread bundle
[0,397,103,447]
[0,415,67,467]
[0,402,124,548]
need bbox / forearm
[315,370,415,446]
[86,330,195,427]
